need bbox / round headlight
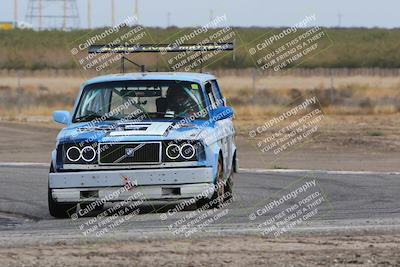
[181,143,195,159]
[66,146,81,162]
[166,144,180,159]
[81,146,96,162]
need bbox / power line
[26,0,80,30]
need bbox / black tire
[48,164,76,218]
[224,170,234,202]
[196,156,225,209]
[195,197,210,209]
[80,202,104,212]
[233,152,238,173]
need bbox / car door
[205,80,235,177]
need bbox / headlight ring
[166,144,181,160]
[66,146,81,162]
[81,146,96,162]
[180,143,195,159]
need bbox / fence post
[16,70,22,115]
[252,68,257,106]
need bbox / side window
[205,80,225,109]
[210,80,224,107]
[205,82,217,109]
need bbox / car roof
[83,72,217,86]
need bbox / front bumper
[49,167,214,203]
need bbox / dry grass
[0,76,83,93]
[1,72,400,120]
[218,75,400,93]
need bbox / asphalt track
[0,164,399,246]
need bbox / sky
[0,0,399,29]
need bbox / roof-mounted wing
[88,43,234,73]
[88,43,234,54]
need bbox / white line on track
[0,162,48,167]
[239,168,400,176]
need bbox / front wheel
[196,156,225,209]
[48,164,76,218]
[48,187,76,218]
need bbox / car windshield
[73,80,207,122]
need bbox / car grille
[99,142,161,165]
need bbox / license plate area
[162,187,181,196]
[80,190,99,200]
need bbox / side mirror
[210,106,234,121]
[53,110,70,125]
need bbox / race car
[48,71,238,218]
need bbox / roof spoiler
[88,43,234,73]
[88,43,234,54]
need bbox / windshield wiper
[172,115,187,120]
[74,112,120,122]
[146,112,184,119]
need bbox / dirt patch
[0,212,34,229]
[235,114,400,171]
[0,234,398,266]
[0,121,61,163]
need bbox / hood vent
[110,122,173,136]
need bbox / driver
[166,84,198,116]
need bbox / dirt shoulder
[236,114,400,171]
[237,136,400,172]
[0,121,61,164]
[0,233,398,266]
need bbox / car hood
[57,120,213,143]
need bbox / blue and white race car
[49,71,237,218]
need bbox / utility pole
[252,68,257,106]
[134,0,139,24]
[38,0,42,30]
[63,0,67,30]
[111,0,115,26]
[167,12,171,28]
[14,0,18,27]
[87,0,92,29]
[337,13,342,27]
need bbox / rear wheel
[224,170,234,201]
[48,164,76,218]
[214,156,225,207]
